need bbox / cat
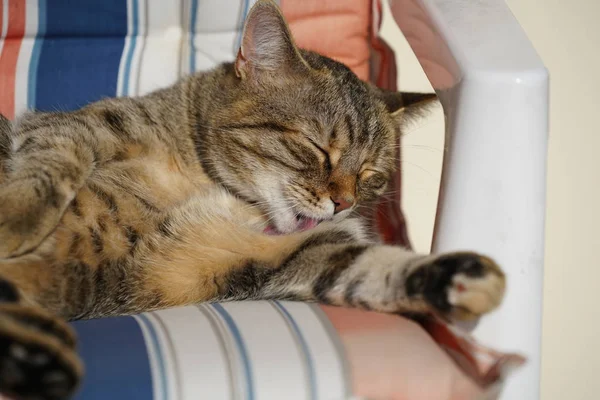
[0,1,505,399]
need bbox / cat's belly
[39,155,266,268]
[37,153,202,265]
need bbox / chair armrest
[388,1,549,399]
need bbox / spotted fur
[0,1,505,398]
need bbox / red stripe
[0,0,26,118]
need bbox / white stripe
[221,301,309,400]
[132,314,166,400]
[127,0,147,96]
[13,0,39,115]
[202,304,248,398]
[145,312,180,400]
[116,0,135,96]
[153,306,233,400]
[190,0,246,72]
[282,302,350,399]
[136,0,181,95]
[192,31,239,71]
[178,0,190,77]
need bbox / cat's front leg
[319,247,506,321]
[227,220,506,321]
[0,119,96,259]
[0,105,141,259]
[140,205,506,319]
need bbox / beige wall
[379,1,600,399]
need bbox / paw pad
[0,306,82,399]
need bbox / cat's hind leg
[0,277,82,400]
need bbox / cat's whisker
[399,118,438,138]
[389,143,446,153]
[399,160,438,181]
[381,188,404,196]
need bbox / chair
[389,1,548,398]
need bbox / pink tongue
[297,217,319,231]
[263,217,319,235]
[263,225,279,235]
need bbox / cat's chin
[263,215,323,235]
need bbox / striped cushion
[71,302,522,399]
[0,0,260,116]
[72,302,351,400]
[0,0,381,114]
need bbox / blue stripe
[310,304,352,396]
[121,0,139,96]
[71,316,153,400]
[34,0,127,111]
[137,314,169,400]
[189,0,199,73]
[274,301,318,400]
[235,0,250,50]
[211,303,255,399]
[27,0,46,110]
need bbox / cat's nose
[331,196,354,214]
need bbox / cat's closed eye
[305,137,332,171]
[361,171,387,190]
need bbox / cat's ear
[380,91,438,128]
[235,0,306,80]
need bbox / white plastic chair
[389,0,549,398]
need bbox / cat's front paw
[407,252,506,321]
[0,183,65,259]
[0,304,82,400]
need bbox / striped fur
[0,1,505,399]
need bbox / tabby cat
[0,1,505,399]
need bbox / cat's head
[201,0,436,234]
